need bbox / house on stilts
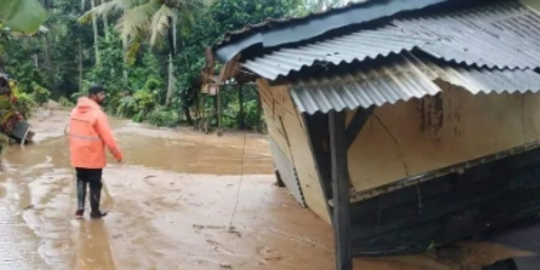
[211,0,540,268]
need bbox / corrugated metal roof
[416,55,540,95]
[242,0,540,80]
[289,56,442,114]
[214,0,457,62]
[289,52,540,115]
[393,0,540,70]
[243,26,435,80]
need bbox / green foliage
[116,88,159,121]
[0,0,300,132]
[30,82,50,105]
[146,107,180,127]
[13,92,37,119]
[58,96,74,107]
[0,0,47,34]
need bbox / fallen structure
[211,0,540,268]
[0,74,34,144]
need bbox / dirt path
[0,107,533,269]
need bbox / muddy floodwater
[0,107,536,270]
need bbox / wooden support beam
[329,110,352,270]
[346,107,374,149]
[238,84,245,130]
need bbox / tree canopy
[0,0,330,131]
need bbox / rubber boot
[75,179,86,218]
[89,180,107,219]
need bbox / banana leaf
[0,0,47,34]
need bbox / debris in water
[220,263,232,269]
[193,224,226,231]
[23,204,34,211]
[228,226,242,238]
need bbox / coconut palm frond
[148,4,176,47]
[78,0,141,24]
[116,2,159,44]
[125,34,143,65]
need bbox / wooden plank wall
[258,79,331,223]
[348,82,540,193]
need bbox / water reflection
[75,220,115,270]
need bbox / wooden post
[329,110,352,270]
[256,88,262,132]
[217,85,222,130]
[239,84,245,130]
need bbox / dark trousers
[75,168,103,213]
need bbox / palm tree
[79,0,205,106]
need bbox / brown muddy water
[0,108,535,270]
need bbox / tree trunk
[165,18,177,106]
[165,54,175,106]
[102,0,110,40]
[91,0,100,65]
[33,54,39,68]
[41,0,52,72]
[78,40,84,92]
[184,107,193,125]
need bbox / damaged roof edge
[214,0,461,63]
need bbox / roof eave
[213,0,460,63]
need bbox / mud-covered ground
[0,107,534,270]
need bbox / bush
[0,134,9,155]
[116,89,158,121]
[58,96,75,107]
[147,107,179,127]
[30,83,51,105]
[14,92,37,119]
[116,96,138,118]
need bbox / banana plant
[0,0,47,34]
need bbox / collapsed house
[212,0,540,268]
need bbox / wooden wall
[258,79,330,223]
[348,82,540,193]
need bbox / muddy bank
[0,107,536,269]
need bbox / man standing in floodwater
[68,85,123,219]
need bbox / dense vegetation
[0,0,344,133]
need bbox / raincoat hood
[75,97,101,113]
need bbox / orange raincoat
[68,97,123,168]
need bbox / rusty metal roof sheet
[289,55,442,114]
[242,0,540,80]
[289,53,540,115]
